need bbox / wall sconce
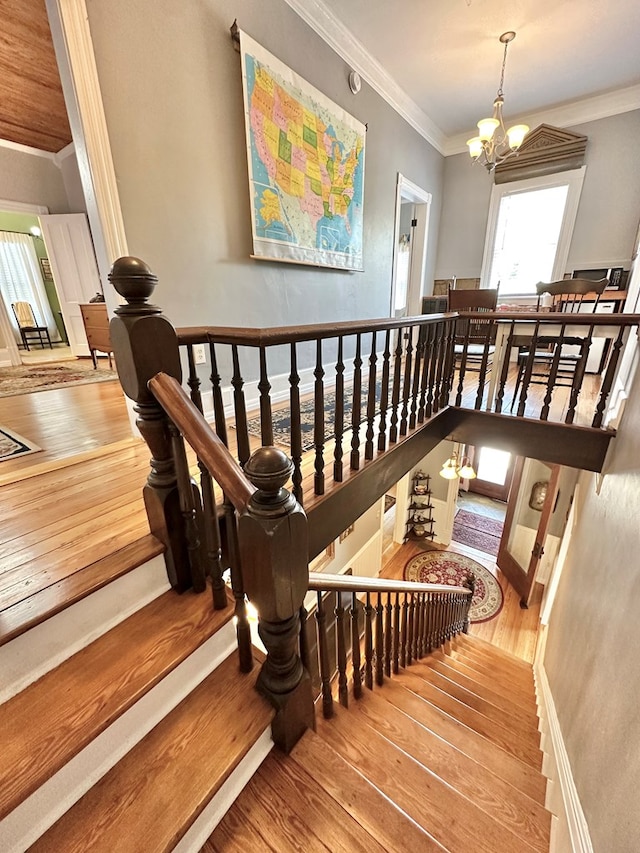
[439,452,476,480]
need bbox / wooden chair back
[12,301,39,329]
[535,278,609,313]
[448,287,498,345]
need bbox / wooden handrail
[308,571,471,596]
[176,311,640,347]
[148,373,255,512]
[176,312,451,347]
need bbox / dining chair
[11,301,53,350]
[511,277,609,408]
[448,286,498,372]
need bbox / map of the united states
[241,33,365,270]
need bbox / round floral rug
[403,550,503,624]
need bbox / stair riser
[0,622,237,852]
[0,555,169,703]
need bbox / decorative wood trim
[0,138,57,160]
[535,664,594,853]
[495,124,588,184]
[282,0,447,153]
[53,141,76,166]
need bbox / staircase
[209,633,551,853]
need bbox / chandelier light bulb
[506,123,529,150]
[466,136,484,159]
[477,118,499,141]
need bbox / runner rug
[452,508,503,557]
[0,426,41,462]
[404,550,503,623]
[0,361,118,397]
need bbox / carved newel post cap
[109,256,158,304]
[244,447,294,508]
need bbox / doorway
[390,174,432,318]
[452,445,512,558]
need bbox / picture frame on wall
[39,258,53,282]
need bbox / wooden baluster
[384,592,392,678]
[393,592,401,674]
[409,325,424,429]
[407,593,415,665]
[167,422,206,593]
[258,346,273,446]
[364,592,374,689]
[222,499,253,672]
[432,323,447,413]
[289,342,303,505]
[375,591,384,686]
[351,591,362,699]
[474,318,495,410]
[335,594,349,709]
[516,321,541,417]
[315,591,334,719]
[109,256,191,591]
[185,345,204,412]
[566,331,594,424]
[421,593,429,656]
[541,324,567,422]
[593,326,627,428]
[209,342,229,446]
[425,322,440,418]
[445,594,453,640]
[389,328,403,444]
[365,331,378,460]
[238,448,314,752]
[417,323,433,423]
[454,316,470,407]
[414,592,423,659]
[231,345,251,467]
[439,318,456,409]
[425,592,433,652]
[495,321,516,415]
[198,459,227,609]
[350,334,363,469]
[439,595,446,646]
[464,576,476,634]
[377,330,391,452]
[298,603,311,675]
[314,339,325,495]
[334,336,345,481]
[399,327,413,436]
[400,592,408,668]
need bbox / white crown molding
[54,141,76,166]
[444,84,640,156]
[282,0,448,154]
[0,137,56,161]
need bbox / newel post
[108,256,191,591]
[238,447,314,753]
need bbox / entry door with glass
[469,446,514,501]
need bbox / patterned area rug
[404,550,503,623]
[0,361,118,397]
[452,509,503,557]
[0,426,41,462]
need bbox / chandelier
[467,31,529,172]
[439,451,476,480]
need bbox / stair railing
[303,573,474,718]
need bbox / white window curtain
[0,232,60,343]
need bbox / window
[480,167,586,297]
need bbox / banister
[148,372,255,513]
[308,571,471,597]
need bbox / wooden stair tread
[452,645,536,690]
[29,652,273,853]
[397,670,543,769]
[432,650,536,704]
[291,728,443,853]
[0,534,165,646]
[411,659,541,741]
[421,655,539,721]
[460,633,534,670]
[209,750,390,852]
[379,679,547,803]
[317,705,538,853]
[0,586,234,819]
[349,690,550,851]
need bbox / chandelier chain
[497,39,509,97]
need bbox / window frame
[479,166,586,298]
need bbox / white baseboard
[535,663,594,853]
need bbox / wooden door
[39,214,102,357]
[497,458,560,607]
[468,446,515,502]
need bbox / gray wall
[435,111,640,280]
[0,146,70,213]
[543,366,640,852]
[84,0,444,330]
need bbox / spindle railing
[303,573,474,718]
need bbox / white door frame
[390,174,432,318]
